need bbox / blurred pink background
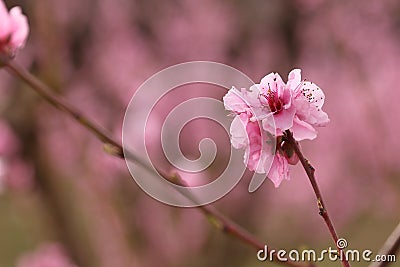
[0,0,399,266]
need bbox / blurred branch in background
[369,221,400,267]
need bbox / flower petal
[260,72,285,94]
[287,68,302,91]
[272,105,296,131]
[230,115,249,149]
[9,6,29,48]
[308,108,330,126]
[282,85,292,109]
[293,96,329,127]
[223,87,248,113]
[298,81,325,109]
[291,116,317,141]
[267,153,289,188]
[0,1,11,40]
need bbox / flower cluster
[0,0,29,59]
[223,69,329,187]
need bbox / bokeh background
[0,0,399,266]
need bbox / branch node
[317,199,325,216]
[306,159,315,172]
[103,143,123,158]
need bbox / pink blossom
[223,69,329,187]
[259,69,329,140]
[289,69,330,140]
[223,87,290,187]
[0,0,29,57]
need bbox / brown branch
[369,221,400,267]
[170,174,311,267]
[200,205,308,267]
[284,130,350,267]
[5,61,153,172]
[3,61,309,267]
[5,61,123,156]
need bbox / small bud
[0,1,29,59]
[280,140,299,165]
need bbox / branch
[284,130,350,267]
[5,61,123,156]
[3,61,309,267]
[200,204,308,267]
[170,174,312,267]
[369,221,400,267]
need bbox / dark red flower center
[261,90,283,113]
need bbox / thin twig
[369,221,400,267]
[5,61,123,156]
[3,61,309,267]
[200,205,308,267]
[5,61,152,171]
[170,174,311,267]
[284,130,350,267]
